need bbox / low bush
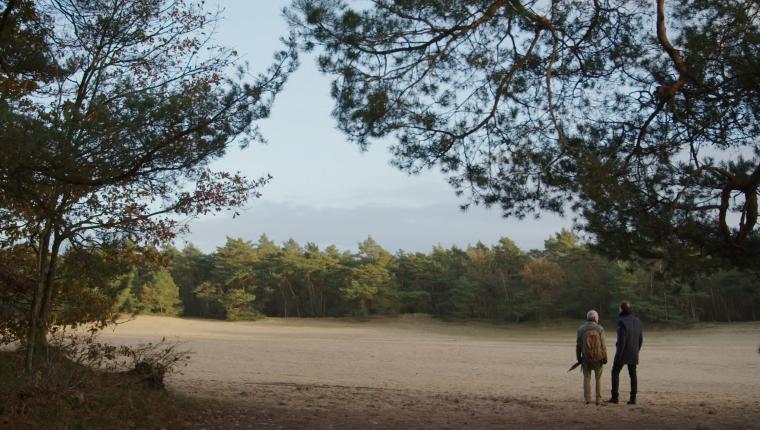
[0,332,194,429]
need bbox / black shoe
[607,398,619,404]
[627,399,636,405]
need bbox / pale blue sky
[181,0,571,253]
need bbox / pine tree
[288,0,760,271]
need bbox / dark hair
[620,301,633,315]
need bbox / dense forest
[33,230,755,325]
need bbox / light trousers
[582,362,603,403]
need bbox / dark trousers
[611,362,637,400]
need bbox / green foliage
[142,231,757,323]
[221,289,259,321]
[398,290,432,314]
[0,245,37,344]
[7,231,752,328]
[139,269,181,316]
[169,244,215,318]
[0,0,59,98]
[441,277,480,319]
[341,263,393,315]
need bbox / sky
[180,0,571,253]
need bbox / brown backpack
[582,329,606,364]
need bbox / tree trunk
[38,234,62,339]
[499,271,512,317]
[721,295,732,323]
[286,281,300,318]
[281,287,287,318]
[25,226,51,374]
[710,286,718,321]
[321,287,325,317]
[306,274,317,317]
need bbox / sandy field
[100,315,760,429]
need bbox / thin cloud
[180,201,570,253]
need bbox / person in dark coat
[608,301,643,404]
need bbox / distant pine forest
[32,230,759,324]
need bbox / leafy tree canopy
[0,0,296,370]
[287,0,760,272]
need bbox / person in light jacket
[576,309,608,405]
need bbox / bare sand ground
[100,315,760,429]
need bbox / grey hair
[586,310,599,322]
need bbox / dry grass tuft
[0,335,200,430]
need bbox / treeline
[101,231,758,323]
